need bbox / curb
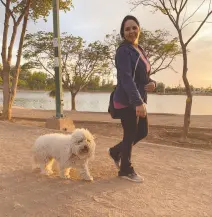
[12,116,212,131]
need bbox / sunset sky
[0,0,212,88]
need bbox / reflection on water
[0,90,211,115]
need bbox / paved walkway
[10,107,212,129]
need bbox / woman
[108,15,156,183]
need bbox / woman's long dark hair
[120,15,140,39]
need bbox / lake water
[0,90,211,115]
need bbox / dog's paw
[60,175,70,179]
[60,173,71,179]
[40,170,49,176]
[64,175,71,179]
[46,170,54,176]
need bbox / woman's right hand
[136,104,146,118]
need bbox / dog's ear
[92,134,97,140]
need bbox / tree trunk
[1,1,30,120]
[181,45,192,139]
[8,24,18,64]
[1,1,11,120]
[71,92,76,111]
[2,64,11,120]
[10,8,30,113]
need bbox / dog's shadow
[0,166,133,214]
[30,166,132,193]
[0,145,136,216]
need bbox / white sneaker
[119,172,144,183]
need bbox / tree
[189,85,194,92]
[0,0,72,120]
[46,76,55,91]
[23,32,111,110]
[139,29,181,75]
[7,64,31,89]
[19,64,32,81]
[0,64,2,85]
[104,31,123,67]
[17,79,28,89]
[0,63,2,75]
[131,0,212,139]
[165,86,172,93]
[100,79,114,91]
[104,29,181,75]
[85,76,100,91]
[0,63,2,83]
[155,82,166,93]
[26,71,47,90]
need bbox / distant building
[192,88,205,94]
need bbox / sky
[0,0,212,88]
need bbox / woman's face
[123,19,140,44]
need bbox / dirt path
[0,121,212,217]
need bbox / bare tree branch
[1,0,11,66]
[37,58,54,77]
[0,0,16,23]
[181,3,188,28]
[159,0,178,28]
[151,56,167,74]
[179,0,189,13]
[185,10,212,46]
[11,0,31,100]
[151,53,165,66]
[169,65,179,73]
[209,0,212,13]
[61,52,68,74]
[79,69,98,92]
[174,0,177,10]
[130,0,158,11]
[7,0,33,63]
[174,1,181,26]
[181,0,207,28]
[169,0,175,11]
[151,54,177,75]
[74,53,82,77]
[16,2,31,26]
[182,20,212,29]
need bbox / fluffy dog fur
[32,128,96,181]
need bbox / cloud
[71,23,101,30]
[192,28,212,42]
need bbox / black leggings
[110,107,148,175]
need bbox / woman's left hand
[144,82,156,92]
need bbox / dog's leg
[78,160,93,181]
[59,167,71,179]
[40,163,48,175]
[64,168,71,178]
[59,160,72,179]
[46,158,54,175]
[59,164,66,179]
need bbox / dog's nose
[84,145,88,150]
[81,145,88,153]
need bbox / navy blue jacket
[113,41,156,108]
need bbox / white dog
[32,128,96,181]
